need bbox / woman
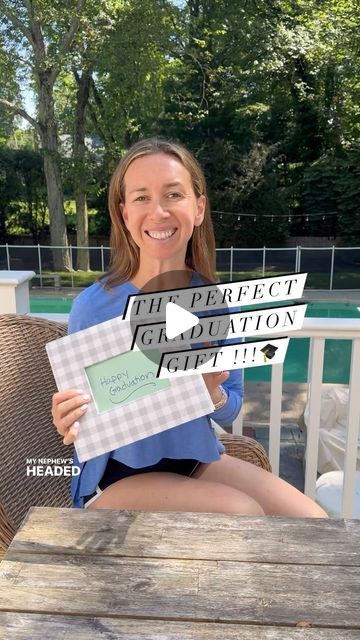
[52,137,327,518]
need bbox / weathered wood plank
[0,552,359,627]
[0,612,358,640]
[10,507,360,566]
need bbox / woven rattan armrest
[0,504,17,561]
[0,314,71,562]
[219,433,271,472]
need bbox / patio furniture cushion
[302,387,360,475]
[0,313,271,560]
[315,470,360,518]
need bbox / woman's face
[120,152,205,266]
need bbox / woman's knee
[225,494,265,516]
[211,485,265,516]
[298,501,329,518]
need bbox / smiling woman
[50,136,327,519]
[118,153,205,284]
[105,138,216,290]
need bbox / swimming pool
[30,297,359,384]
[248,300,359,384]
[30,296,75,314]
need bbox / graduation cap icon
[261,344,278,362]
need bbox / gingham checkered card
[46,315,214,462]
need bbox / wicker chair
[0,313,271,560]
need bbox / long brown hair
[103,138,217,288]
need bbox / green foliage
[0,37,21,139]
[1,0,360,247]
[336,146,360,244]
[87,0,172,154]
[0,146,48,241]
[301,145,360,242]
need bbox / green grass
[35,271,103,287]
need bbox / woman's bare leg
[88,470,265,515]
[193,454,328,518]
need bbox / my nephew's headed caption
[26,457,80,476]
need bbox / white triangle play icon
[165,301,199,340]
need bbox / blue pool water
[30,297,359,384]
[245,301,359,384]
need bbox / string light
[210,210,338,227]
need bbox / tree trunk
[75,191,89,270]
[74,70,91,271]
[38,73,71,271]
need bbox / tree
[56,4,116,271]
[0,39,20,143]
[51,0,169,269]
[0,0,87,270]
[73,68,91,270]
[87,0,172,154]
[155,0,291,245]
[0,146,47,242]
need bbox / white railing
[234,317,360,518]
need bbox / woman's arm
[52,293,94,444]
[209,367,243,427]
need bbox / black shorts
[83,457,201,507]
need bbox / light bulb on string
[220,214,223,219]
[288,216,292,223]
[237,216,240,221]
[306,216,309,222]
[271,216,274,222]
[254,216,257,222]
[322,216,325,220]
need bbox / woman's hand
[201,340,229,404]
[52,389,91,445]
[202,370,230,404]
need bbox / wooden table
[0,507,359,639]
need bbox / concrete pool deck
[236,381,310,490]
[242,381,348,491]
[243,381,308,427]
[302,289,360,302]
[242,381,348,426]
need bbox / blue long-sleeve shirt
[69,273,243,507]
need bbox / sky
[23,88,36,118]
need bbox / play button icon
[165,301,199,340]
[129,269,230,369]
